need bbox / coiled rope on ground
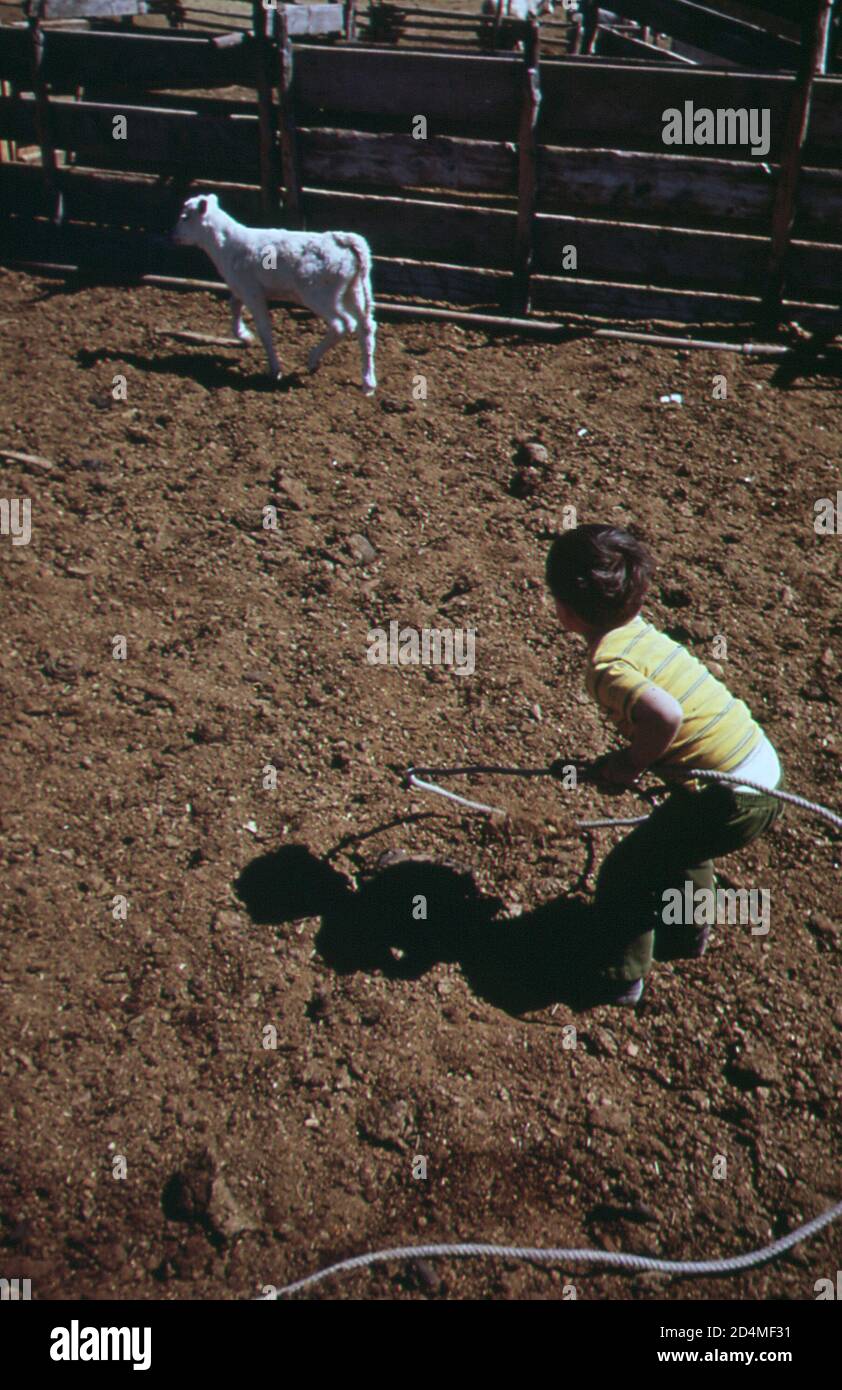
[262,760,840,1299]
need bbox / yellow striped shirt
[586,616,763,773]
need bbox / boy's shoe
[587,977,644,1008]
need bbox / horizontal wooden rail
[0,95,263,176]
[540,60,842,166]
[302,186,517,268]
[534,211,842,299]
[595,29,694,63]
[293,44,524,137]
[0,24,259,87]
[531,274,840,328]
[604,0,800,68]
[278,4,345,38]
[704,0,810,19]
[537,145,842,241]
[299,127,517,195]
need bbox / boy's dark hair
[545,525,654,626]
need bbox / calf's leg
[307,312,353,374]
[344,279,376,396]
[243,291,282,379]
[229,294,254,344]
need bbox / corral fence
[577,1,842,72]
[0,0,840,336]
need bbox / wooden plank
[293,44,524,137]
[383,5,499,19]
[796,165,842,241]
[156,327,243,346]
[380,14,481,31]
[537,271,841,331]
[299,127,516,194]
[372,256,506,306]
[0,96,263,177]
[538,146,779,228]
[280,3,346,38]
[807,76,842,164]
[709,0,812,19]
[786,237,842,300]
[40,0,149,16]
[538,61,797,157]
[0,28,31,86]
[538,144,842,242]
[38,27,259,88]
[533,213,769,292]
[0,216,214,278]
[0,162,267,226]
[303,187,516,268]
[0,99,43,145]
[596,28,695,62]
[0,127,515,204]
[604,0,799,68]
[531,273,764,323]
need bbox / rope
[263,1196,842,1297]
[405,771,649,828]
[261,757,840,1299]
[405,762,842,832]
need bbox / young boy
[545,524,783,1007]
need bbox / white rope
[406,762,842,832]
[260,759,840,1299]
[263,1196,842,1297]
[406,772,649,828]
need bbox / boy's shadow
[234,843,603,1015]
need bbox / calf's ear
[196,197,209,216]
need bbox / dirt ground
[0,264,839,1302]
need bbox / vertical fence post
[760,0,836,325]
[343,0,356,42]
[492,0,505,52]
[512,16,540,316]
[252,0,282,219]
[26,0,63,225]
[0,81,11,165]
[275,6,303,229]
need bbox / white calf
[173,194,377,395]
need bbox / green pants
[594,778,784,983]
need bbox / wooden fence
[0,2,840,333]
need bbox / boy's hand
[589,749,643,794]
